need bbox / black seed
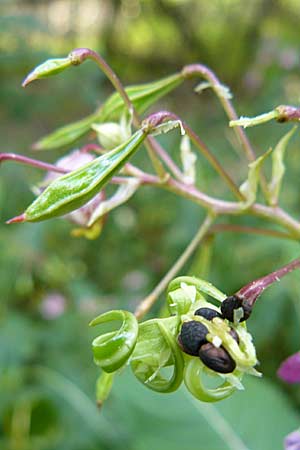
[194,307,222,321]
[199,343,236,373]
[178,320,208,356]
[229,327,239,344]
[221,295,252,322]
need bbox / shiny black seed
[229,327,239,344]
[199,343,236,373]
[178,320,208,356]
[194,307,222,321]
[221,295,252,322]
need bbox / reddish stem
[0,153,67,174]
[237,258,300,306]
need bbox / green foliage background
[1,1,300,449]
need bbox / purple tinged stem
[144,111,243,200]
[0,153,67,174]
[237,258,300,306]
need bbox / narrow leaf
[33,110,103,151]
[239,148,272,209]
[33,74,183,151]
[268,126,296,205]
[101,73,183,121]
[23,130,146,222]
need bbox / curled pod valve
[90,310,138,373]
[184,358,237,402]
[131,319,184,393]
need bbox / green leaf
[22,57,72,87]
[239,148,272,209]
[33,110,103,151]
[24,130,146,222]
[33,73,183,151]
[268,126,297,206]
[101,73,183,122]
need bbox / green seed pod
[90,310,138,373]
[23,130,146,222]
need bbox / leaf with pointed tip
[239,148,272,209]
[22,130,146,222]
[33,74,183,151]
[33,110,104,151]
[268,126,296,206]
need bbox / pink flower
[277,352,300,384]
[284,430,300,450]
[40,292,66,319]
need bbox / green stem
[134,213,215,319]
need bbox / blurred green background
[1,1,300,449]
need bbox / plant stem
[127,171,300,238]
[182,64,270,200]
[237,257,300,306]
[134,213,215,319]
[70,48,168,178]
[0,153,67,174]
[145,111,243,200]
[210,224,294,240]
[182,64,256,162]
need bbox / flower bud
[92,122,131,150]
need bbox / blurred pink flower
[284,430,300,450]
[40,292,66,319]
[277,352,300,384]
